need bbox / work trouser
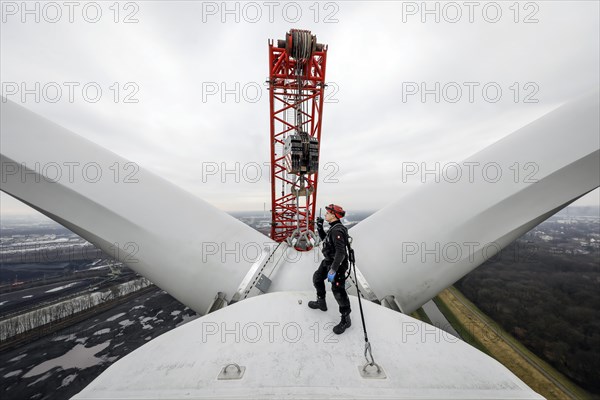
[312,259,351,316]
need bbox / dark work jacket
[317,220,348,272]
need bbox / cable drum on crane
[287,29,317,61]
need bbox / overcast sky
[1,1,599,216]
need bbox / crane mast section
[268,31,328,247]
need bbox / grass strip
[432,294,491,356]
[410,307,433,325]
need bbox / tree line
[455,241,600,394]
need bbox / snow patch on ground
[93,328,111,336]
[106,312,126,322]
[119,319,134,328]
[176,314,200,327]
[139,316,156,330]
[9,354,27,362]
[52,334,77,342]
[45,282,79,293]
[3,369,23,378]
[27,372,53,387]
[22,295,33,299]
[89,265,108,271]
[60,373,78,388]
[24,341,111,378]
[0,301,9,306]
[170,310,181,316]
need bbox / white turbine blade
[0,99,273,314]
[351,90,600,314]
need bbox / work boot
[308,296,327,311]
[333,314,351,334]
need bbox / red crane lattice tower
[268,30,328,248]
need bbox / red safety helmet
[325,204,346,219]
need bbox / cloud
[1,1,598,215]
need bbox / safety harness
[328,224,380,371]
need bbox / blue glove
[327,269,336,282]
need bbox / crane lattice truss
[268,31,328,245]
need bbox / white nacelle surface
[72,291,544,400]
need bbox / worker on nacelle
[308,204,352,334]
